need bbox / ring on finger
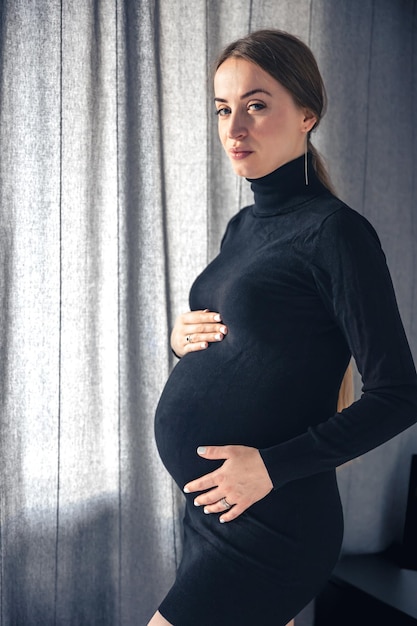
[221,497,232,510]
[186,335,192,343]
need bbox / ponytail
[308,139,337,196]
[337,362,354,411]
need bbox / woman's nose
[227,112,248,139]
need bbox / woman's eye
[248,102,265,111]
[215,107,231,116]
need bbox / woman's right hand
[170,309,228,358]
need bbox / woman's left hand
[183,445,273,523]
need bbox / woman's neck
[247,153,328,217]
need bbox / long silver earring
[304,134,309,186]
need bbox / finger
[200,496,235,514]
[184,323,228,339]
[219,502,247,523]
[201,499,247,522]
[196,445,232,460]
[184,330,226,349]
[193,487,223,507]
[183,470,220,494]
[184,323,227,336]
[183,340,209,354]
[181,310,224,325]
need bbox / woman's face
[214,57,316,179]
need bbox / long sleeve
[259,207,417,489]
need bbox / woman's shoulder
[310,195,386,275]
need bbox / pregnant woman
[149,30,417,625]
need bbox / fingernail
[220,326,227,335]
[203,507,210,514]
[194,499,201,507]
[219,517,226,524]
[197,446,207,455]
[215,333,222,341]
[183,487,190,493]
[201,342,208,349]
[214,314,221,322]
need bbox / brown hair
[215,29,335,194]
[216,29,353,409]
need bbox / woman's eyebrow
[214,88,272,103]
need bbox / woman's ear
[302,109,317,133]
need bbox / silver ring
[221,497,232,510]
[186,335,191,343]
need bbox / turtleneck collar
[247,153,328,217]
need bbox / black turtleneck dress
[154,155,417,626]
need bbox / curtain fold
[0,1,416,624]
[117,2,177,621]
[0,2,62,623]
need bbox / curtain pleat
[0,1,416,624]
[0,2,61,623]
[116,2,177,622]
[56,1,120,622]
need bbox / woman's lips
[229,148,253,160]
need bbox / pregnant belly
[154,344,333,489]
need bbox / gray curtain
[0,1,416,624]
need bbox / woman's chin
[229,156,277,180]
[231,161,260,179]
